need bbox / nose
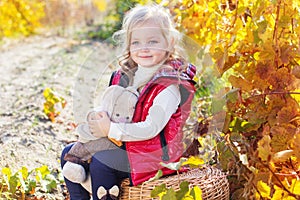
[140,44,150,52]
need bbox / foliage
[0,165,60,199]
[86,0,162,41]
[0,0,45,37]
[151,181,203,200]
[150,157,204,200]
[168,0,300,199]
[42,0,107,30]
[87,0,136,40]
[0,0,108,39]
[43,87,66,122]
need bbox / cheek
[129,50,138,59]
[152,50,168,60]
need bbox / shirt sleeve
[108,84,181,141]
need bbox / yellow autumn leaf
[228,75,253,92]
[272,187,288,200]
[257,180,271,198]
[254,40,276,61]
[93,0,107,12]
[182,156,204,168]
[190,186,203,200]
[270,125,295,152]
[291,133,300,159]
[290,179,300,195]
[277,105,299,124]
[272,182,300,200]
[257,135,272,162]
[292,66,300,79]
[291,89,300,103]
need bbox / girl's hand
[88,111,111,138]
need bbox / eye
[126,116,130,120]
[148,40,158,45]
[131,41,139,45]
[116,113,120,117]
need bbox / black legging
[61,143,129,200]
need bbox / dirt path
[0,35,116,199]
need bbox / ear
[101,85,123,101]
[109,185,120,197]
[97,186,107,199]
[101,85,124,116]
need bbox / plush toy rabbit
[62,85,138,183]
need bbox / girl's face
[129,20,170,68]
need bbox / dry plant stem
[288,158,300,180]
[228,0,239,48]
[273,0,281,69]
[250,179,263,199]
[258,159,299,198]
[226,137,270,198]
[252,91,300,97]
[176,170,180,188]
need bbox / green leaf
[26,180,37,194]
[211,98,226,114]
[7,173,19,194]
[146,170,163,183]
[176,181,190,200]
[41,174,57,192]
[2,167,19,193]
[224,88,240,103]
[162,188,177,200]
[151,183,167,198]
[36,165,50,180]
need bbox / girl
[61,4,196,200]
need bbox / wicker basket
[120,166,229,200]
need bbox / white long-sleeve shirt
[108,66,181,142]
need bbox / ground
[0,34,117,199]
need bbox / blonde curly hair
[113,4,187,81]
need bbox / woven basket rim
[120,165,230,200]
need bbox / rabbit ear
[109,185,120,197]
[97,186,107,199]
[100,85,124,116]
[125,86,139,97]
[102,85,123,100]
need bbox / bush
[168,0,300,199]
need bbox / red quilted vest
[110,61,196,186]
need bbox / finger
[97,111,108,118]
[88,119,99,125]
[89,123,99,131]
